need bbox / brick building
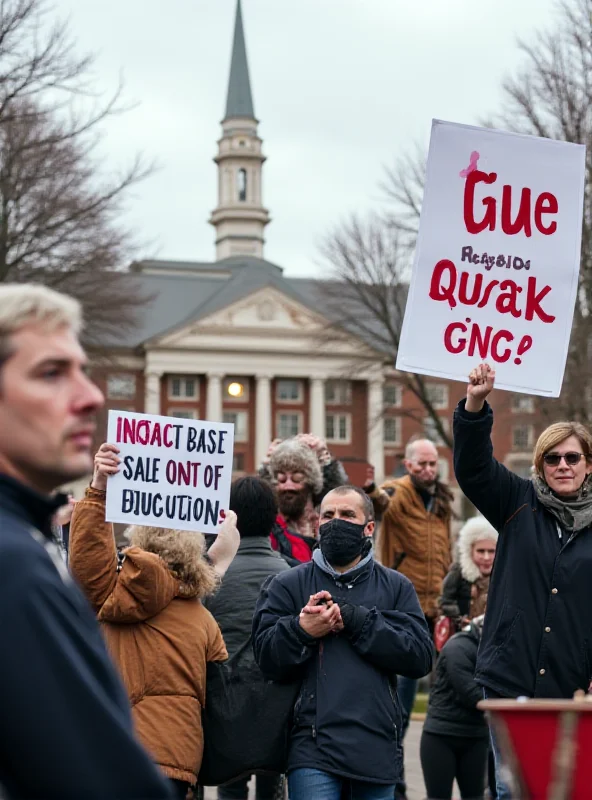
[86,0,539,496]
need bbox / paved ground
[203,720,427,799]
[402,719,426,799]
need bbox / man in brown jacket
[367,438,453,771]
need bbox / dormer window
[238,168,247,202]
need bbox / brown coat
[376,475,451,619]
[69,488,227,785]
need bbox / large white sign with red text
[396,120,586,396]
[105,410,234,535]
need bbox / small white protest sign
[396,120,586,396]
[105,410,234,535]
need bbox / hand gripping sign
[396,120,586,397]
[105,410,234,535]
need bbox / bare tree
[381,142,425,246]
[0,0,154,343]
[342,0,592,426]
[483,0,592,422]
[320,213,453,448]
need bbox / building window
[238,168,247,202]
[511,395,535,413]
[223,410,249,442]
[276,379,303,403]
[107,373,136,400]
[424,416,449,447]
[326,413,351,444]
[168,375,198,400]
[232,452,245,472]
[277,412,302,439]
[438,458,450,482]
[383,383,402,408]
[384,416,402,445]
[426,383,449,410]
[224,377,249,402]
[168,409,198,419]
[513,424,534,450]
[325,380,352,405]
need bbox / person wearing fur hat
[261,435,348,566]
[69,443,241,800]
[439,516,498,623]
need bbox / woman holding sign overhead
[69,443,240,800]
[453,363,592,798]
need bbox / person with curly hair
[69,443,240,800]
[260,435,348,566]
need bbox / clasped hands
[299,591,344,638]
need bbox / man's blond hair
[0,284,81,364]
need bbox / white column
[206,372,224,421]
[144,371,162,415]
[367,378,385,484]
[255,374,272,466]
[310,377,325,439]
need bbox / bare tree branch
[484,0,592,422]
[358,0,592,427]
[319,213,453,449]
[0,0,155,341]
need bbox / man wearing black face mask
[252,485,433,800]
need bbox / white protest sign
[105,410,234,535]
[396,120,586,396]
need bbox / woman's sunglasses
[543,452,586,467]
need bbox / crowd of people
[2,282,592,800]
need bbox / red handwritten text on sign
[463,170,558,237]
[429,259,555,323]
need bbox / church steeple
[223,0,254,121]
[209,0,270,261]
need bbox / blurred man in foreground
[0,284,172,799]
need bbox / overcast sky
[54,0,558,276]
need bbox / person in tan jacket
[368,439,453,621]
[69,443,239,800]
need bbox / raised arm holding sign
[93,442,239,578]
[69,437,236,795]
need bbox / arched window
[237,168,247,202]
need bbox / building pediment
[158,286,324,343]
[151,285,379,359]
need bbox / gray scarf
[532,474,592,533]
[312,546,374,579]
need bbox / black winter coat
[454,400,592,699]
[252,555,433,784]
[205,536,289,657]
[0,475,172,800]
[423,623,488,738]
[439,562,472,618]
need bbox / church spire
[223,0,255,121]
[209,0,270,261]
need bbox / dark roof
[100,256,321,348]
[223,0,255,121]
[97,256,401,361]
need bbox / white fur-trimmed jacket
[439,516,498,618]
